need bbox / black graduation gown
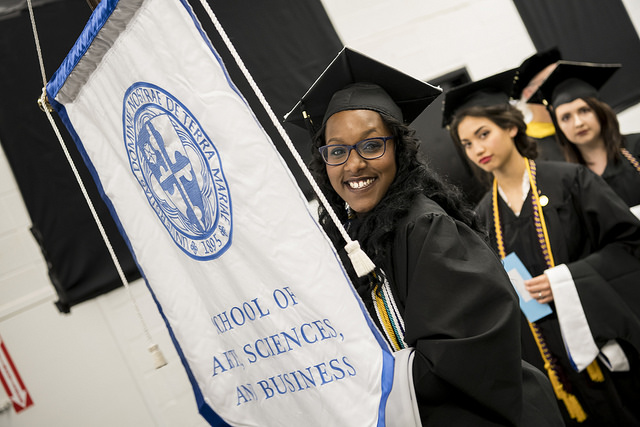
[476,161,640,426]
[601,133,640,208]
[534,134,565,162]
[352,195,560,426]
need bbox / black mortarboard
[528,60,621,107]
[441,68,517,128]
[283,47,442,134]
[511,47,561,98]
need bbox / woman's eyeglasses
[318,136,393,166]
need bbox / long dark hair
[448,103,538,186]
[551,97,623,165]
[309,112,479,268]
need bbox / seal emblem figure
[122,82,232,260]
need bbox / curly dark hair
[447,103,538,187]
[309,111,479,267]
[551,97,624,165]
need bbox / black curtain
[0,0,342,312]
[512,0,640,112]
[0,0,140,313]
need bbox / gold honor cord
[527,159,602,386]
[492,158,608,422]
[373,285,404,352]
[348,211,404,352]
[621,148,640,174]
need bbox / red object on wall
[0,336,33,413]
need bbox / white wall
[321,0,640,133]
[0,1,638,426]
[0,143,207,426]
[321,0,535,83]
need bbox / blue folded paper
[502,252,552,322]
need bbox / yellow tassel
[562,391,588,422]
[543,360,588,422]
[586,359,604,382]
[529,323,587,422]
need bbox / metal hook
[37,87,53,113]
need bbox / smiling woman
[285,48,564,427]
[324,108,397,214]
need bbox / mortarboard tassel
[302,109,317,136]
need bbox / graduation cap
[511,47,562,99]
[283,47,442,134]
[441,68,517,128]
[527,60,621,107]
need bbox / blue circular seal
[122,82,232,260]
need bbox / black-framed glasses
[318,136,393,166]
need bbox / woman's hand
[525,274,554,304]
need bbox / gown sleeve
[390,207,524,426]
[603,133,640,211]
[558,166,640,362]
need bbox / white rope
[196,0,375,277]
[26,0,47,88]
[38,90,167,368]
[27,0,166,368]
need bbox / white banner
[46,0,393,425]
